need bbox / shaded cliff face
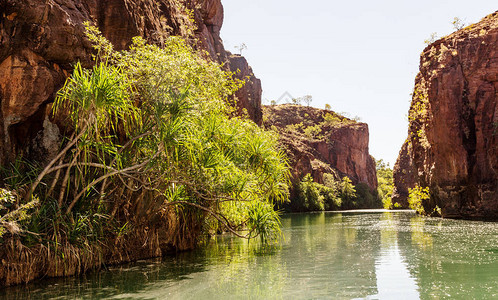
[263,105,377,192]
[392,141,417,208]
[393,12,498,219]
[0,0,262,166]
[229,55,262,124]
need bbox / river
[1,210,497,299]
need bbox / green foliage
[1,156,39,190]
[293,173,383,212]
[408,88,428,122]
[0,188,39,238]
[84,21,115,60]
[432,205,442,217]
[247,202,282,244]
[295,174,341,211]
[55,61,140,142]
[0,189,15,213]
[281,111,356,142]
[355,183,380,208]
[322,173,337,188]
[296,174,324,211]
[285,122,304,133]
[12,24,289,250]
[295,174,363,211]
[320,189,341,210]
[0,157,41,239]
[303,124,322,139]
[381,196,393,209]
[322,112,356,126]
[323,113,342,125]
[339,176,357,209]
[320,173,342,210]
[408,186,430,214]
[0,189,16,238]
[292,169,390,212]
[376,159,394,209]
[408,87,431,149]
[285,121,323,139]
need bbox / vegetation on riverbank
[291,173,381,212]
[408,185,441,217]
[0,25,289,286]
[375,159,395,209]
[291,159,396,212]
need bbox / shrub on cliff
[408,186,430,214]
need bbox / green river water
[1,210,497,299]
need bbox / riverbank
[0,226,177,287]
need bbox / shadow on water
[1,210,497,299]
[0,255,209,299]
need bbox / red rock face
[263,105,378,192]
[393,12,498,219]
[229,55,262,124]
[0,0,262,165]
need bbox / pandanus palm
[22,25,290,248]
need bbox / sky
[220,0,497,166]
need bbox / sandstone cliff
[263,105,378,198]
[392,141,417,208]
[393,12,498,219]
[0,0,262,167]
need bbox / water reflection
[372,243,419,299]
[366,212,420,299]
[1,211,497,299]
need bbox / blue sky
[220,0,497,166]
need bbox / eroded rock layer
[393,12,498,219]
[0,0,262,166]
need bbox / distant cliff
[393,12,498,219]
[263,104,378,204]
[0,0,262,167]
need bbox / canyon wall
[263,105,377,195]
[0,0,261,167]
[393,12,498,219]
